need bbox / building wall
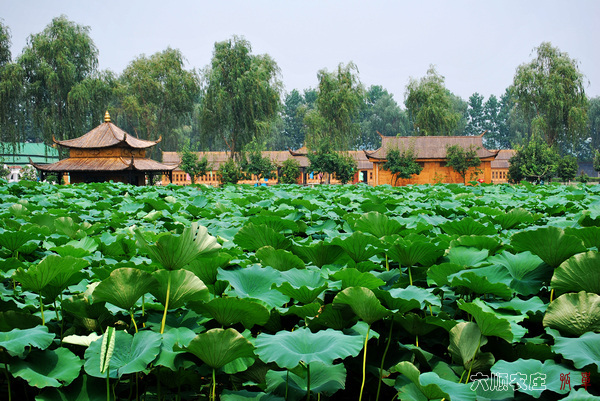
[374,160,493,186]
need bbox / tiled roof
[54,122,159,149]
[31,157,176,172]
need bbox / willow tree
[404,66,461,136]
[200,36,282,158]
[511,42,588,147]
[0,20,25,150]
[18,15,109,144]
[304,62,364,150]
[116,47,200,151]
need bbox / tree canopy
[445,144,482,184]
[511,42,588,147]
[382,144,423,186]
[200,36,282,158]
[508,134,559,183]
[404,66,461,136]
[304,62,364,150]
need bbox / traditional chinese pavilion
[31,111,176,185]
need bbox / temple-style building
[32,112,176,185]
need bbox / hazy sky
[1,0,598,104]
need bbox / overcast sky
[1,0,598,104]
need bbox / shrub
[279,158,301,184]
[218,159,244,185]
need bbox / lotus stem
[550,288,554,302]
[464,335,482,384]
[130,310,139,333]
[376,321,393,401]
[212,368,216,401]
[359,325,370,401]
[306,363,311,401]
[160,274,172,334]
[286,370,289,400]
[3,362,11,401]
[54,300,60,323]
[106,368,110,401]
[142,294,146,328]
[39,293,45,326]
[415,334,419,348]
[408,266,413,286]
[428,304,433,316]
[385,254,389,271]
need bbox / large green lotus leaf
[330,268,385,290]
[93,268,158,311]
[151,269,209,309]
[458,300,513,342]
[35,375,107,401]
[0,310,42,331]
[184,253,232,285]
[266,362,346,399]
[247,215,299,234]
[552,251,600,295]
[233,223,291,251]
[280,268,326,289]
[448,322,493,371]
[380,286,441,313]
[392,361,476,401]
[561,389,600,401]
[543,291,600,336]
[387,238,445,267]
[487,251,551,296]
[154,327,197,371]
[491,358,581,397]
[135,222,221,270]
[0,256,26,274]
[291,243,347,268]
[185,328,255,369]
[440,217,496,236]
[565,226,600,250]
[350,211,404,238]
[426,263,464,286]
[221,390,284,401]
[189,297,270,328]
[54,217,87,239]
[446,246,489,267]
[255,327,363,369]
[0,326,54,357]
[0,229,39,252]
[256,246,305,271]
[276,282,327,305]
[492,207,534,230]
[84,330,162,378]
[333,286,390,325]
[331,231,382,263]
[51,237,98,257]
[511,226,587,268]
[486,296,547,316]
[9,348,82,388]
[219,264,289,308]
[546,328,600,372]
[284,302,321,320]
[450,270,513,300]
[13,254,85,294]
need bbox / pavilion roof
[30,156,176,173]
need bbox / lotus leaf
[266,362,346,400]
[184,253,232,284]
[154,327,197,371]
[0,326,54,357]
[234,223,291,251]
[185,328,255,369]
[84,330,162,378]
[440,217,497,236]
[458,300,514,342]
[333,286,390,325]
[448,322,494,371]
[350,211,404,238]
[546,328,600,372]
[330,268,385,290]
[255,327,363,369]
[221,390,284,401]
[151,269,210,309]
[551,251,600,295]
[511,226,587,268]
[331,231,382,263]
[291,242,347,267]
[93,267,157,311]
[387,237,445,267]
[255,246,305,271]
[543,291,600,336]
[9,348,82,388]
[189,297,270,328]
[219,264,289,308]
[446,246,489,267]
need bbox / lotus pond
[0,180,599,401]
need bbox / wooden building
[491,149,516,184]
[32,112,177,185]
[161,148,375,186]
[365,135,498,185]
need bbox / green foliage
[308,143,356,184]
[200,36,282,157]
[0,22,25,148]
[304,62,364,150]
[218,158,245,185]
[556,155,579,182]
[116,48,200,151]
[178,147,208,184]
[279,158,300,184]
[511,42,588,147]
[241,149,275,182]
[404,65,461,136]
[508,134,559,183]
[19,165,38,181]
[382,144,423,185]
[18,16,107,144]
[359,85,410,149]
[445,144,481,184]
[282,89,308,150]
[593,150,600,172]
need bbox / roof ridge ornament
[104,111,111,123]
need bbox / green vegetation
[445,144,482,184]
[508,135,559,183]
[179,147,209,184]
[279,158,301,184]
[382,145,423,186]
[0,180,599,400]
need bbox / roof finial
[104,111,111,123]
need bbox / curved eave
[53,123,160,150]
